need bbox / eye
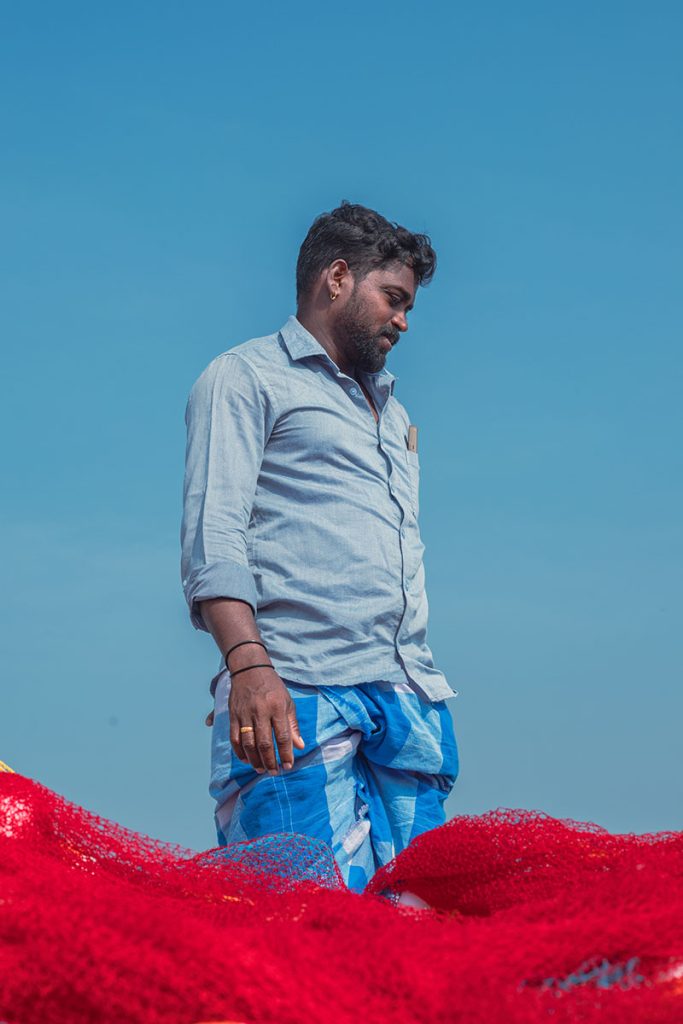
[386,292,402,307]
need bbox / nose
[391,310,409,332]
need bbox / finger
[254,719,278,774]
[229,731,247,764]
[205,709,215,727]
[238,724,265,773]
[272,714,293,769]
[288,707,306,750]
[230,720,254,768]
[228,704,248,763]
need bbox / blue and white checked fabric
[209,670,458,892]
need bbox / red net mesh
[0,771,681,1023]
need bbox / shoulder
[220,330,288,373]
[188,330,287,401]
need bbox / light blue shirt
[181,315,455,702]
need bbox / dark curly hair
[296,201,437,304]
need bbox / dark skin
[201,259,416,774]
[299,258,416,420]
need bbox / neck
[296,307,356,379]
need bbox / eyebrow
[386,285,414,312]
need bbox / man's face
[333,263,416,374]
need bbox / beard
[334,289,398,374]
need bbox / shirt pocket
[405,448,420,517]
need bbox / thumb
[288,707,305,748]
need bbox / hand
[227,667,305,774]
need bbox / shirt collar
[279,315,397,393]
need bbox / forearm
[198,597,271,674]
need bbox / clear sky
[1,2,681,850]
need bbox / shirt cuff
[183,560,258,631]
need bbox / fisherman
[181,201,458,891]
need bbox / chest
[257,366,419,518]
[266,366,408,471]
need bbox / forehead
[363,263,417,298]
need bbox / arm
[181,355,303,772]
[181,354,267,628]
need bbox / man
[181,201,458,892]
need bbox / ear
[325,259,353,300]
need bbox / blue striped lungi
[209,671,458,892]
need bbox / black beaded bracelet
[225,639,267,668]
[229,663,275,679]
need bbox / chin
[363,358,384,374]
[355,339,386,374]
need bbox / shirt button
[349,386,358,396]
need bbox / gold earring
[330,291,337,301]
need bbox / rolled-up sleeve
[181,353,276,631]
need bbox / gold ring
[239,725,254,733]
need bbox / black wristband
[229,663,275,679]
[225,639,267,669]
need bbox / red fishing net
[0,771,681,1023]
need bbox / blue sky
[1,2,681,849]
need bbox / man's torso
[181,316,454,702]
